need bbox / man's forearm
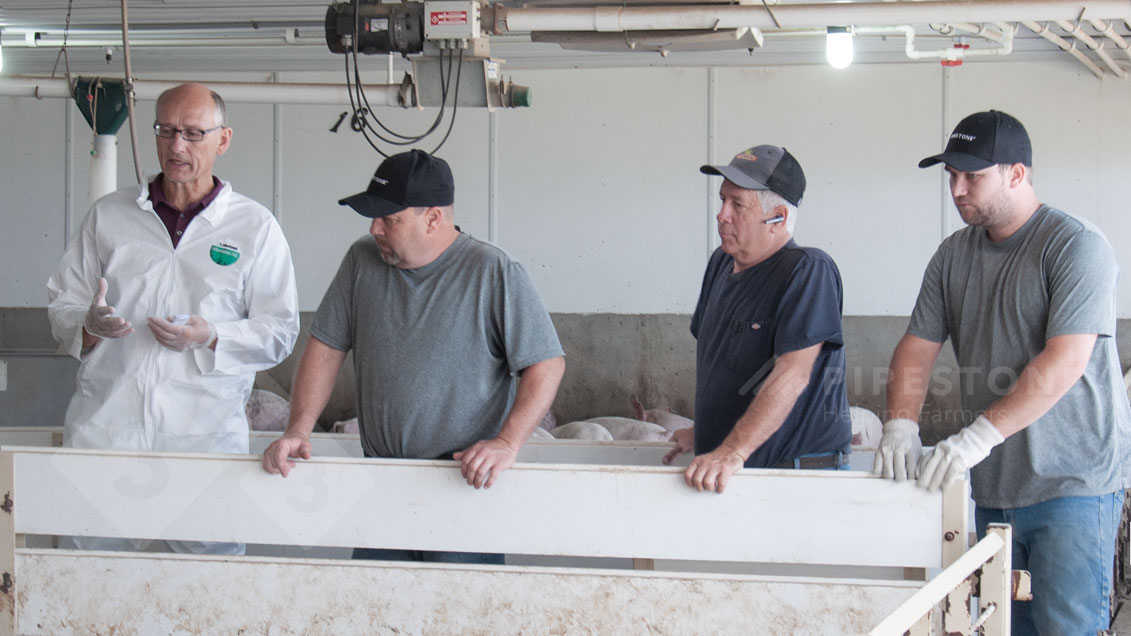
[979,333,1096,438]
[719,344,820,459]
[885,334,944,421]
[496,356,565,449]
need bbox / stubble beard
[375,241,402,266]
[958,186,1013,231]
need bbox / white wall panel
[714,64,944,316]
[1,61,1128,316]
[275,102,378,309]
[0,97,68,307]
[497,67,709,313]
[221,101,277,211]
[1097,77,1131,318]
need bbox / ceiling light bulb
[826,26,854,70]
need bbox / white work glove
[146,314,217,352]
[916,415,1004,492]
[83,277,134,340]
[872,418,923,481]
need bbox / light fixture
[826,26,854,69]
[0,37,4,73]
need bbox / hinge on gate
[0,573,12,595]
[0,493,11,513]
[1012,569,1033,601]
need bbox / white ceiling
[1,1,1129,75]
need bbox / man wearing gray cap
[262,149,565,563]
[663,145,852,494]
[875,110,1130,633]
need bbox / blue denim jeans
[975,491,1123,636]
[352,547,504,565]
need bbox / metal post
[0,452,17,636]
[979,523,1012,635]
[941,477,969,567]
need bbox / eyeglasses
[153,123,224,142]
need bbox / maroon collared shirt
[148,174,224,248]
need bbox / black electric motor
[325,0,425,55]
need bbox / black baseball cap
[339,149,455,218]
[919,110,1032,171]
[700,145,806,206]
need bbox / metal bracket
[0,573,12,595]
[397,72,418,108]
[1012,569,1033,601]
[1,493,11,514]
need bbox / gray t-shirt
[908,204,1131,508]
[311,232,564,459]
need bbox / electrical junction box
[424,1,480,41]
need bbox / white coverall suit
[46,179,300,554]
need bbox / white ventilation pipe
[1022,21,1104,77]
[494,1,1131,34]
[3,35,323,49]
[860,24,1014,61]
[1054,20,1128,77]
[1087,18,1131,63]
[89,134,118,205]
[0,76,408,107]
[929,22,1008,43]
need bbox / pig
[538,410,558,432]
[528,426,554,441]
[583,416,672,442]
[245,389,289,432]
[631,395,694,433]
[330,417,359,434]
[849,406,883,449]
[550,421,614,441]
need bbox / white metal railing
[869,525,1012,635]
[0,445,982,635]
[0,426,1011,635]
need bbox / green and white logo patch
[210,242,240,266]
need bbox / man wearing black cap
[662,145,852,494]
[262,150,565,562]
[875,110,1130,633]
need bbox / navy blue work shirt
[690,241,852,468]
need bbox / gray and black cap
[700,145,806,206]
[339,149,455,218]
[919,110,1032,172]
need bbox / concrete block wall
[6,308,1126,445]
